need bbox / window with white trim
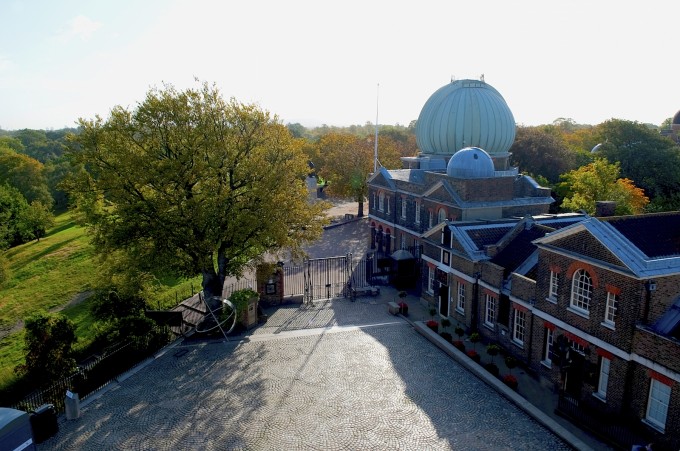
[484,294,496,327]
[438,208,446,224]
[378,192,384,211]
[646,378,671,430]
[427,267,435,295]
[400,234,406,250]
[401,198,407,218]
[415,201,421,223]
[456,281,465,313]
[543,328,554,364]
[597,357,610,398]
[428,210,434,228]
[549,270,559,300]
[569,339,586,355]
[605,292,618,326]
[371,192,376,209]
[570,269,592,314]
[385,196,390,214]
[513,309,526,344]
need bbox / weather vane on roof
[480,74,485,82]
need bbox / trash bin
[65,391,80,420]
[30,404,58,444]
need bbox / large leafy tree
[65,82,327,299]
[593,119,680,210]
[557,158,649,215]
[0,146,53,207]
[509,126,578,184]
[15,312,77,386]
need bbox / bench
[388,301,400,315]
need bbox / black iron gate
[283,255,353,303]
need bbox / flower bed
[426,320,438,333]
[466,349,481,363]
[398,302,409,315]
[502,374,518,390]
[452,340,465,352]
[439,331,453,343]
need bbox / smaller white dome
[446,147,495,178]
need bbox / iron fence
[12,332,173,415]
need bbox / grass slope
[0,211,201,392]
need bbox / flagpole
[374,83,379,173]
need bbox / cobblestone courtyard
[40,299,572,450]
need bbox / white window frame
[543,328,554,366]
[378,192,384,212]
[456,281,465,314]
[570,269,592,315]
[513,309,526,345]
[428,210,434,228]
[604,292,618,327]
[549,270,559,301]
[438,208,446,224]
[385,196,390,214]
[401,197,407,218]
[597,357,610,399]
[415,201,421,223]
[484,294,496,327]
[427,267,435,295]
[645,378,671,431]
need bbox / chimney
[595,201,616,217]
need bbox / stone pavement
[38,291,589,450]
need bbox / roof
[603,213,680,258]
[535,212,680,278]
[653,297,680,338]
[491,226,553,276]
[415,79,516,156]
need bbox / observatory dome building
[367,78,553,254]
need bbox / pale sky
[1,0,679,131]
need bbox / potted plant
[440,318,451,331]
[397,291,408,315]
[453,326,466,351]
[439,331,453,343]
[429,307,437,320]
[485,344,501,376]
[469,332,481,352]
[426,319,439,333]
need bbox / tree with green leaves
[509,126,577,184]
[0,145,53,208]
[315,132,402,217]
[65,82,327,301]
[15,312,77,386]
[557,158,649,215]
[593,119,680,210]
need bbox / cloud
[0,54,13,72]
[55,15,102,43]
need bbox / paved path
[40,298,573,450]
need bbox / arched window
[378,192,385,211]
[570,269,592,313]
[438,208,447,223]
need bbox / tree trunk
[357,200,364,217]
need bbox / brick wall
[633,327,680,374]
[510,273,536,302]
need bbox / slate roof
[653,296,680,339]
[465,225,514,249]
[603,213,680,258]
[491,225,553,276]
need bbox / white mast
[374,83,379,173]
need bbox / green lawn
[0,211,202,392]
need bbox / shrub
[484,362,500,377]
[398,302,409,315]
[452,340,465,352]
[440,318,451,329]
[440,332,453,343]
[469,332,481,351]
[486,344,501,363]
[454,326,465,340]
[505,356,518,374]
